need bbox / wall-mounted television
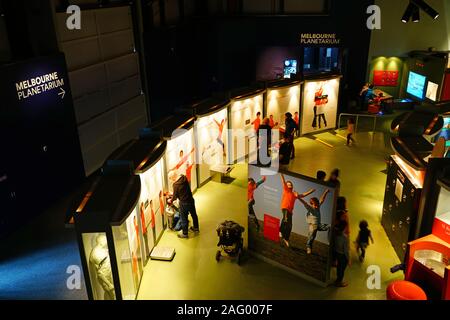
[283,59,297,79]
[406,71,427,100]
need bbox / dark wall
[145,0,374,121]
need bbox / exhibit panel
[139,158,166,251]
[166,128,198,193]
[266,81,301,131]
[248,165,337,284]
[382,155,424,261]
[195,107,229,185]
[300,76,341,135]
[112,206,143,300]
[229,90,265,163]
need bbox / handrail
[338,113,379,133]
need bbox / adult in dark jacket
[284,112,297,159]
[169,172,199,238]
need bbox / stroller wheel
[216,250,221,262]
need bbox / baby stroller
[215,220,245,265]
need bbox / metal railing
[338,113,379,133]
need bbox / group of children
[332,196,374,287]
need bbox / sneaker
[189,227,200,233]
[177,231,188,239]
[306,247,312,255]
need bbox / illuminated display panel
[301,78,340,135]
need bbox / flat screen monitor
[406,71,427,100]
[283,60,297,79]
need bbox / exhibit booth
[148,115,198,193]
[383,111,446,261]
[70,167,143,300]
[247,165,338,286]
[105,135,168,259]
[184,98,231,186]
[265,79,302,132]
[403,173,450,300]
[229,87,265,163]
[300,74,341,135]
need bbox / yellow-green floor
[137,130,403,300]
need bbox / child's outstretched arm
[320,189,330,205]
[298,188,315,198]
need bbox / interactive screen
[426,81,439,102]
[406,71,427,100]
[283,60,298,79]
[248,165,336,283]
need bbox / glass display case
[106,137,168,260]
[71,170,142,300]
[82,232,115,300]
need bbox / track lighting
[401,2,416,23]
[411,0,439,20]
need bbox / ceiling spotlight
[411,0,439,20]
[412,4,420,22]
[401,2,416,23]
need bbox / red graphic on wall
[373,70,399,87]
[432,217,450,243]
[442,73,450,102]
[264,214,280,243]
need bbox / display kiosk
[265,79,302,133]
[105,135,168,260]
[148,115,198,193]
[184,98,231,186]
[383,111,446,261]
[71,167,143,300]
[300,74,341,135]
[405,176,450,300]
[229,87,265,163]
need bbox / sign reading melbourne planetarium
[300,33,341,45]
[15,72,65,101]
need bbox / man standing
[169,172,200,239]
[283,112,297,159]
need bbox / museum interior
[1,0,450,301]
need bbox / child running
[356,220,374,262]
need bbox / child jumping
[356,220,374,262]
